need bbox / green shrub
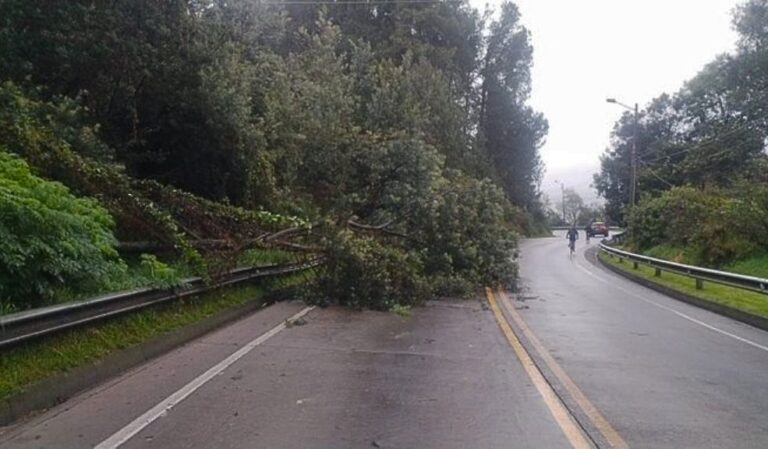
[627,187,713,250]
[728,182,768,249]
[413,171,519,294]
[627,186,763,267]
[308,230,431,310]
[139,254,182,289]
[0,151,125,309]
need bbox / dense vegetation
[0,0,547,311]
[0,152,124,306]
[595,0,768,274]
[625,185,768,269]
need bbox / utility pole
[607,98,639,207]
[555,180,566,223]
[631,102,638,207]
[561,182,566,223]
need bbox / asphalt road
[517,233,768,448]
[2,234,768,448]
[0,299,573,448]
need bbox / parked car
[587,221,609,237]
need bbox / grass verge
[725,253,768,279]
[0,273,309,400]
[598,251,768,319]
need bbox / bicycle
[568,239,576,257]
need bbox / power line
[638,159,674,187]
[642,122,756,165]
[262,0,461,4]
[639,142,756,188]
[646,143,754,173]
[643,126,745,162]
[642,145,741,172]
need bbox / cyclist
[566,225,579,255]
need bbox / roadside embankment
[0,274,308,426]
[595,249,768,332]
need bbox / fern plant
[0,150,126,309]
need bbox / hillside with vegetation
[594,0,768,276]
[0,0,548,312]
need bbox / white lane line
[95,306,315,449]
[574,257,768,353]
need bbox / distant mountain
[541,162,602,209]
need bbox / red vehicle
[587,221,609,238]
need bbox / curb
[590,248,768,333]
[0,296,277,427]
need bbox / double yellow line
[485,288,630,449]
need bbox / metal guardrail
[599,243,768,295]
[609,231,627,245]
[0,261,320,349]
[550,226,622,231]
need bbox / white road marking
[94,306,315,449]
[574,256,768,353]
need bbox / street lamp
[606,98,639,207]
[554,180,566,224]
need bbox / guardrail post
[619,257,623,263]
[633,261,638,270]
[654,267,661,277]
[696,279,704,290]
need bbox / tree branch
[346,218,397,231]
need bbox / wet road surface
[516,234,768,448]
[1,299,572,448]
[3,234,768,448]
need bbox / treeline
[0,0,547,309]
[595,0,768,269]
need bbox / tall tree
[594,0,768,223]
[480,1,548,211]
[558,188,584,224]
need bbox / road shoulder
[591,247,768,332]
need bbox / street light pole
[631,102,638,207]
[606,98,639,207]
[554,180,566,223]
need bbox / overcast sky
[471,0,743,201]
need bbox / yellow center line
[497,289,631,449]
[485,288,592,449]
